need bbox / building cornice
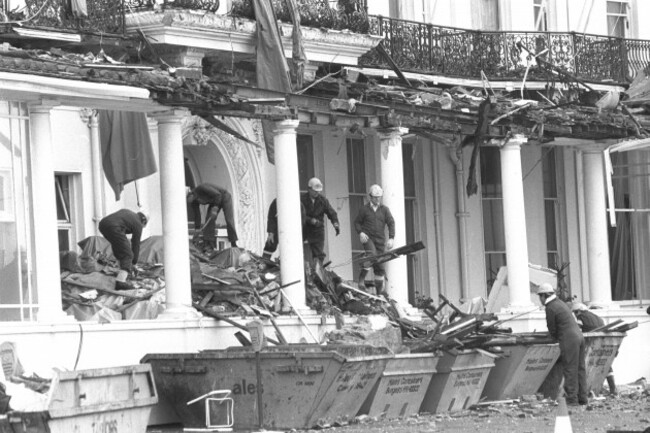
[126,11,383,65]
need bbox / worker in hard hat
[354,184,395,297]
[187,183,238,249]
[300,177,340,264]
[538,283,588,406]
[571,302,617,395]
[98,208,149,276]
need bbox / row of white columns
[501,137,612,309]
[27,104,611,322]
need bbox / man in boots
[571,302,617,395]
[538,283,589,406]
[99,208,149,276]
[301,177,340,264]
[354,184,395,297]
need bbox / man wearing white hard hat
[570,302,618,395]
[300,177,340,264]
[354,184,395,296]
[537,283,588,406]
[98,208,149,276]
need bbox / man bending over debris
[571,302,617,395]
[538,283,588,406]
[354,184,395,297]
[99,208,149,276]
[188,183,238,249]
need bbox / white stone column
[500,135,534,309]
[88,111,104,233]
[274,119,306,310]
[583,147,613,306]
[378,127,409,304]
[154,110,198,319]
[28,103,68,322]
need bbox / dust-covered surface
[148,384,649,433]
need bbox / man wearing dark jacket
[263,198,306,259]
[99,208,149,273]
[571,303,617,395]
[538,283,588,406]
[354,184,395,296]
[188,183,238,249]
[300,177,340,263]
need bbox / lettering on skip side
[524,357,556,372]
[452,371,484,388]
[383,375,425,396]
[90,420,118,433]
[587,344,617,367]
[335,371,378,393]
[231,379,264,395]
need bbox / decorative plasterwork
[181,115,265,250]
[127,11,382,65]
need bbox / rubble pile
[59,235,389,322]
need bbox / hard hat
[308,177,323,192]
[138,208,150,225]
[537,283,555,295]
[571,302,588,312]
[369,184,383,197]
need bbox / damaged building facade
[0,0,649,415]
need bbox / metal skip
[482,343,560,401]
[142,344,392,430]
[358,353,438,419]
[419,349,496,414]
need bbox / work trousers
[560,336,588,404]
[361,238,386,277]
[203,197,238,247]
[98,224,134,272]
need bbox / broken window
[347,137,367,278]
[0,101,36,321]
[608,150,650,301]
[542,147,561,269]
[402,140,420,304]
[534,0,548,31]
[55,174,75,252]
[296,134,314,192]
[480,147,506,293]
[607,1,629,38]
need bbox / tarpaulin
[253,0,292,164]
[99,110,158,201]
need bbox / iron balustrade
[9,0,650,84]
[361,15,650,85]
[23,0,125,34]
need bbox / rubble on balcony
[299,66,650,140]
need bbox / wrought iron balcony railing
[19,0,125,35]
[360,15,650,85]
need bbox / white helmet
[369,184,383,197]
[537,283,555,295]
[308,177,323,192]
[138,208,150,225]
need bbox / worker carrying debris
[263,198,306,259]
[188,183,238,249]
[354,184,395,297]
[98,208,149,276]
[538,283,588,406]
[571,302,617,395]
[301,177,340,264]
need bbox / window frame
[606,0,630,38]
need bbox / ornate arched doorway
[182,116,266,251]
